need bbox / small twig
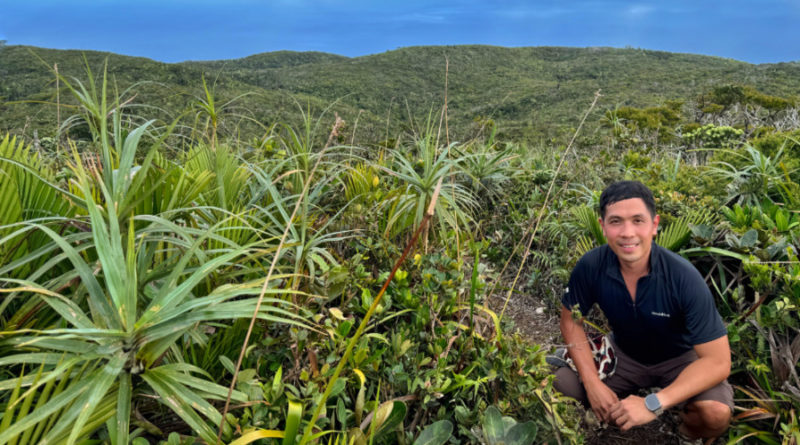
[229,400,271,410]
[739,291,771,321]
[437,334,459,362]
[408,405,424,432]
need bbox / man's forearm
[560,306,603,387]
[559,306,621,421]
[657,338,731,409]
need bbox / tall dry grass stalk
[489,90,602,322]
[216,118,345,443]
[55,63,60,140]
[297,176,444,445]
[291,59,450,443]
[440,57,461,259]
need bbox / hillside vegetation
[2,44,800,143]
[1,45,799,444]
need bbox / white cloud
[627,4,655,15]
[493,7,575,19]
[396,12,448,24]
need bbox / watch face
[645,394,661,411]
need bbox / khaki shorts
[553,337,734,411]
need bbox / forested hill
[2,44,799,142]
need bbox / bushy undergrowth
[1,61,799,445]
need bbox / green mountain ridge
[2,44,799,143]
[183,50,350,70]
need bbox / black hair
[598,180,656,219]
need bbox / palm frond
[572,205,606,246]
[657,207,715,251]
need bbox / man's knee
[687,400,732,430]
[553,367,587,405]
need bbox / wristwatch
[644,393,663,416]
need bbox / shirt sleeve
[562,253,596,317]
[679,262,727,345]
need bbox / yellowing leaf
[329,307,346,320]
[353,369,366,387]
[229,429,284,445]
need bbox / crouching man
[554,180,732,440]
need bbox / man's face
[600,198,659,270]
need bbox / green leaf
[219,355,236,375]
[482,406,505,444]
[0,279,93,329]
[14,364,46,444]
[740,229,759,248]
[230,429,285,445]
[690,223,714,241]
[64,355,125,445]
[413,420,452,445]
[774,210,789,231]
[282,400,303,445]
[154,363,247,403]
[136,246,248,328]
[504,421,538,445]
[141,370,218,444]
[374,400,407,437]
[24,223,120,329]
[681,246,749,261]
[114,372,132,445]
[657,215,691,252]
[573,205,605,246]
[271,366,284,400]
[0,363,24,434]
[0,363,99,444]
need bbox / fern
[576,235,597,257]
[657,207,714,252]
[528,249,555,270]
[572,205,606,246]
[0,134,75,277]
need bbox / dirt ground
[489,292,727,445]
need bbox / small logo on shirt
[651,311,671,318]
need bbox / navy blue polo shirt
[562,243,726,365]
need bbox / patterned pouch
[565,333,617,380]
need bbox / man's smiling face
[600,197,659,270]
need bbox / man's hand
[559,306,621,422]
[610,395,657,430]
[585,380,620,422]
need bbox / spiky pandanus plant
[379,126,477,248]
[0,62,310,444]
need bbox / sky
[1,0,798,64]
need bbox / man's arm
[610,335,731,430]
[560,305,619,422]
[657,335,731,409]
